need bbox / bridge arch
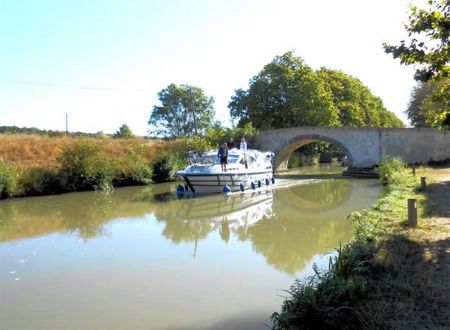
[273,134,353,172]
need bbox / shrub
[115,145,152,185]
[16,167,63,196]
[59,139,117,191]
[272,243,373,329]
[151,152,183,183]
[0,163,17,198]
[378,157,407,188]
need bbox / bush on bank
[271,157,421,329]
[0,127,259,198]
[0,163,17,198]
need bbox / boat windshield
[193,153,240,165]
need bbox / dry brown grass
[0,134,176,170]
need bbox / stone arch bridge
[253,127,450,172]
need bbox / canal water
[0,168,379,330]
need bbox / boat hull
[177,170,273,194]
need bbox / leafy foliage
[407,79,450,127]
[149,84,215,138]
[229,52,404,130]
[318,68,404,128]
[383,0,449,129]
[151,152,183,183]
[59,139,117,191]
[229,51,339,129]
[0,163,17,198]
[383,0,449,82]
[115,144,152,185]
[272,243,373,329]
[113,123,135,138]
[16,168,62,196]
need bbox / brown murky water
[0,167,379,330]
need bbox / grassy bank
[272,158,450,329]
[0,134,184,198]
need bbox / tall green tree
[407,79,449,127]
[229,52,404,130]
[113,123,134,138]
[229,51,339,129]
[383,0,449,128]
[317,68,404,128]
[149,84,215,138]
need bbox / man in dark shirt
[218,143,228,171]
[227,138,236,149]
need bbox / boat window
[228,155,239,164]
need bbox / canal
[0,167,379,329]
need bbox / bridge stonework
[253,127,450,171]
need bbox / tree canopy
[149,84,215,138]
[383,0,449,129]
[383,0,449,82]
[229,52,404,129]
[406,79,449,127]
[113,123,134,138]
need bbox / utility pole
[65,113,68,134]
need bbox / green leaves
[113,124,134,138]
[383,0,449,129]
[229,52,404,130]
[149,84,215,138]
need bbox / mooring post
[407,198,417,227]
[421,177,427,191]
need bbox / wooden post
[412,164,416,176]
[407,199,417,227]
[421,177,427,191]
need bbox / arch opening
[273,134,353,172]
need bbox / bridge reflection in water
[153,177,378,274]
[0,177,379,275]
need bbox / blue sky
[0,0,421,135]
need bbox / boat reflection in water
[0,178,378,275]
[152,178,378,274]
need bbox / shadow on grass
[355,234,450,329]
[420,180,450,218]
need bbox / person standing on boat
[227,138,236,150]
[239,137,247,150]
[218,143,228,171]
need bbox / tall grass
[0,134,181,198]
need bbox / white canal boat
[176,149,275,194]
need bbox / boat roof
[205,149,273,157]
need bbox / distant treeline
[0,125,105,137]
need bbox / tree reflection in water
[0,179,379,275]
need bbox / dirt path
[415,167,450,328]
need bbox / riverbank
[272,160,450,329]
[0,134,180,198]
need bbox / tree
[229,51,339,129]
[113,123,134,138]
[383,0,449,129]
[317,68,404,128]
[149,84,215,138]
[229,52,404,130]
[406,79,449,127]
